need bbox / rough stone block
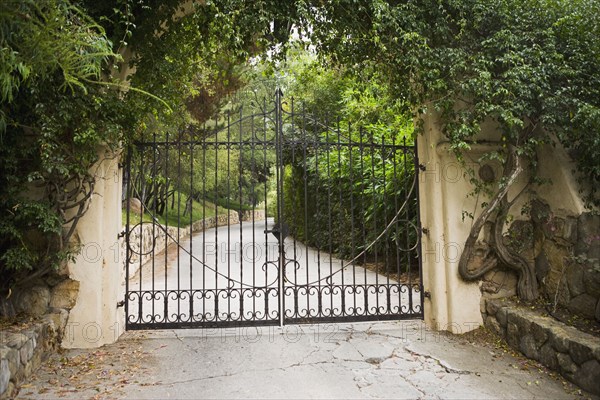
[1,333,27,349]
[531,322,548,346]
[486,299,500,316]
[576,213,600,259]
[573,359,600,395]
[519,334,540,360]
[596,299,600,323]
[496,308,508,327]
[19,339,34,366]
[549,327,570,353]
[0,347,19,377]
[541,243,572,306]
[566,263,586,298]
[557,353,577,375]
[0,359,9,397]
[50,279,80,309]
[569,340,594,365]
[13,285,50,317]
[535,251,551,282]
[539,342,559,370]
[583,267,600,299]
[48,308,69,332]
[506,322,520,348]
[511,311,532,334]
[568,294,597,320]
[484,316,502,337]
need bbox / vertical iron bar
[191,135,196,322]
[262,97,269,322]
[177,131,182,321]
[314,106,322,318]
[302,103,310,317]
[137,140,144,324]
[214,121,219,322]
[124,146,132,328]
[290,97,298,317]
[405,139,414,313]
[392,134,402,316]
[227,110,231,321]
[239,105,244,321]
[370,130,379,316]
[381,133,390,315]
[414,138,424,317]
[326,113,333,317]
[250,112,256,321]
[349,120,356,315]
[275,89,284,327]
[164,131,169,322]
[337,117,345,316]
[151,133,156,323]
[359,127,368,315]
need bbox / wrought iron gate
[124,91,423,330]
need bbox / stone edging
[0,309,68,399]
[483,298,600,395]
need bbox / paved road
[127,218,421,326]
[18,321,594,399]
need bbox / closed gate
[124,91,423,330]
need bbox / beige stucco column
[417,112,484,333]
[62,148,125,348]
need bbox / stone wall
[483,298,600,395]
[530,201,600,322]
[480,200,600,323]
[0,310,68,399]
[241,209,266,222]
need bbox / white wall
[62,148,125,348]
[417,112,484,333]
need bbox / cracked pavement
[16,321,594,399]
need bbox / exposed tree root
[458,144,538,301]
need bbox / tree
[0,0,296,309]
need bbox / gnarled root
[457,145,538,301]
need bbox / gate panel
[124,92,422,330]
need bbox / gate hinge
[116,300,125,308]
[423,291,431,299]
[421,227,429,236]
[418,163,426,171]
[118,230,127,239]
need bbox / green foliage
[0,0,133,291]
[276,53,417,270]
[304,0,600,207]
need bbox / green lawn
[122,193,231,228]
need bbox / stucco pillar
[62,148,125,348]
[417,112,483,333]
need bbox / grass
[122,192,231,228]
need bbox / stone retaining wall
[483,298,600,395]
[241,209,266,222]
[0,309,68,399]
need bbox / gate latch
[264,222,289,242]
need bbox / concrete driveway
[17,321,594,399]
